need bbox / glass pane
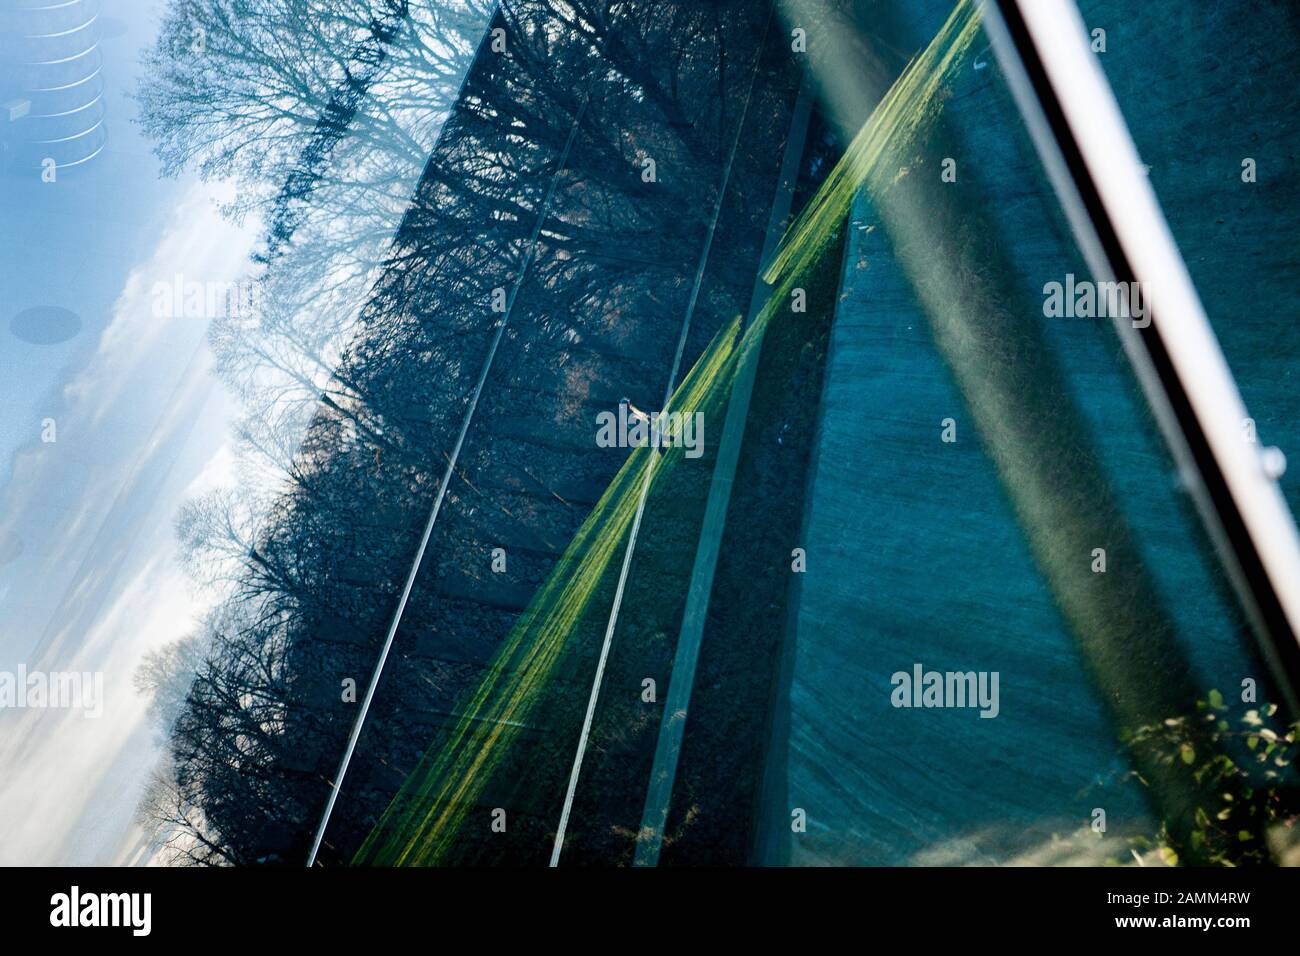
[739,0,1296,867]
[3,0,1294,869]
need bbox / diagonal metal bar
[633,73,814,867]
[984,0,1300,712]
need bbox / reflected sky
[0,0,492,864]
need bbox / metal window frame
[983,0,1300,713]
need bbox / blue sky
[0,0,262,863]
[0,0,492,864]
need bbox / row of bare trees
[133,0,783,864]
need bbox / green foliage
[1118,693,1299,866]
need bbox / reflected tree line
[132,0,785,864]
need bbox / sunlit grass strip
[763,0,981,291]
[728,0,978,375]
[355,316,744,866]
